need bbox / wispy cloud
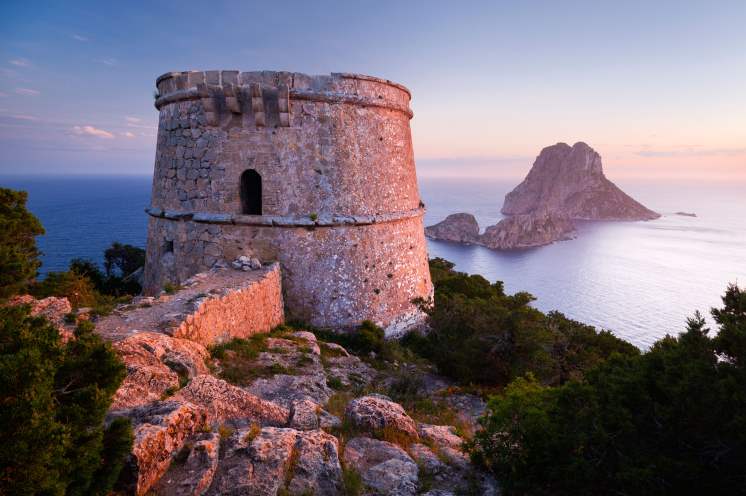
[71,125,114,139]
[0,92,8,98]
[8,114,38,121]
[125,116,155,129]
[72,34,88,42]
[636,147,746,158]
[122,131,136,138]
[96,58,117,66]
[9,58,31,67]
[15,87,40,96]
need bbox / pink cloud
[71,125,114,139]
[15,88,40,96]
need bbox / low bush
[404,258,638,387]
[0,305,132,495]
[468,285,746,495]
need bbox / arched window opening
[240,169,262,215]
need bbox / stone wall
[171,264,284,346]
[97,264,284,346]
[144,70,433,334]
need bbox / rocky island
[502,142,660,221]
[427,142,659,250]
[424,213,480,244]
[425,211,576,249]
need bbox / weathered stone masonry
[143,70,433,334]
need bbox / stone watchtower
[143,70,433,334]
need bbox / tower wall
[144,70,433,334]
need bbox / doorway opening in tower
[240,169,262,215]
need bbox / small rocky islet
[426,142,660,249]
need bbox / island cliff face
[424,213,480,243]
[502,142,660,221]
[479,210,576,249]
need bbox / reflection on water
[421,177,746,349]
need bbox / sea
[3,174,745,349]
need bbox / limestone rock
[418,424,463,450]
[247,335,332,408]
[345,394,419,442]
[112,400,209,496]
[425,213,480,244]
[286,429,343,495]
[112,332,210,410]
[479,209,576,250]
[409,442,446,475]
[418,424,469,468]
[289,399,320,430]
[502,142,659,220]
[152,432,220,496]
[208,427,342,496]
[6,294,73,339]
[173,374,289,426]
[342,436,418,496]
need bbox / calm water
[421,177,746,348]
[2,174,744,349]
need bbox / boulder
[152,432,220,496]
[418,424,469,468]
[289,399,320,430]
[502,141,660,220]
[208,427,342,496]
[173,374,289,426]
[425,213,480,243]
[342,436,418,496]
[345,394,419,443]
[409,442,446,475]
[112,332,210,410]
[112,400,209,496]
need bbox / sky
[0,0,744,181]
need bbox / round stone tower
[143,70,433,334]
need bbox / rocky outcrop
[152,432,220,496]
[99,282,495,494]
[112,400,209,496]
[111,332,210,410]
[479,210,576,249]
[502,142,659,220]
[207,427,342,496]
[173,375,289,426]
[6,294,74,339]
[425,213,480,243]
[345,394,419,442]
[342,437,419,496]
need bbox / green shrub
[313,320,384,355]
[0,188,44,298]
[405,258,637,387]
[468,285,746,495]
[0,305,132,495]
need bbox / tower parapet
[144,70,433,334]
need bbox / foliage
[468,285,746,495]
[28,242,146,312]
[0,305,132,495]
[104,241,146,279]
[313,320,385,356]
[404,258,637,387]
[0,187,44,298]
